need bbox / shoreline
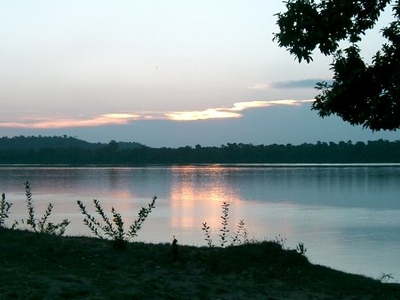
[1,228,399,299]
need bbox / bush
[18,182,70,236]
[0,192,12,228]
[202,202,249,248]
[77,196,157,249]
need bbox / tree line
[0,136,399,164]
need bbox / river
[1,164,399,282]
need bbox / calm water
[1,164,399,282]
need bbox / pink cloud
[0,99,314,128]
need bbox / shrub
[18,182,70,235]
[201,222,213,248]
[0,192,12,228]
[219,202,230,247]
[202,201,249,248]
[77,196,157,249]
[231,219,248,245]
[296,242,307,256]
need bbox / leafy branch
[77,196,157,249]
[219,202,230,247]
[231,219,248,245]
[202,202,249,248]
[201,222,213,248]
[0,193,12,228]
[20,182,70,236]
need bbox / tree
[274,0,400,131]
[106,140,119,152]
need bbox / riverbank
[0,229,399,299]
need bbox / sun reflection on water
[169,166,243,230]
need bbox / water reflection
[1,165,400,281]
[169,166,243,229]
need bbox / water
[1,164,399,282]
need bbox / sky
[1,1,400,148]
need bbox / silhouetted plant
[25,183,36,231]
[271,234,287,249]
[77,196,157,249]
[231,219,248,245]
[20,182,70,235]
[379,272,394,283]
[202,202,249,248]
[128,196,157,238]
[201,222,214,248]
[0,193,12,228]
[296,242,307,256]
[219,202,230,247]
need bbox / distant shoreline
[1,136,400,164]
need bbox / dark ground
[1,229,399,300]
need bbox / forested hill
[0,136,143,150]
[0,136,399,164]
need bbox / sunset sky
[1,1,400,147]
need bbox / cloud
[0,115,130,129]
[272,79,320,89]
[158,99,313,121]
[102,113,140,119]
[0,99,314,128]
[231,99,308,110]
[166,109,241,121]
[248,79,332,90]
[247,83,270,90]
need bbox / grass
[1,228,399,300]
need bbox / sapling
[231,219,248,245]
[21,181,70,235]
[0,193,12,228]
[202,201,249,248]
[77,196,157,249]
[201,222,214,248]
[219,202,230,247]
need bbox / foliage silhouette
[219,202,230,247]
[202,202,249,248]
[274,0,400,131]
[77,196,157,249]
[0,193,12,228]
[18,182,70,235]
[201,222,214,248]
[231,219,248,245]
[1,136,400,164]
